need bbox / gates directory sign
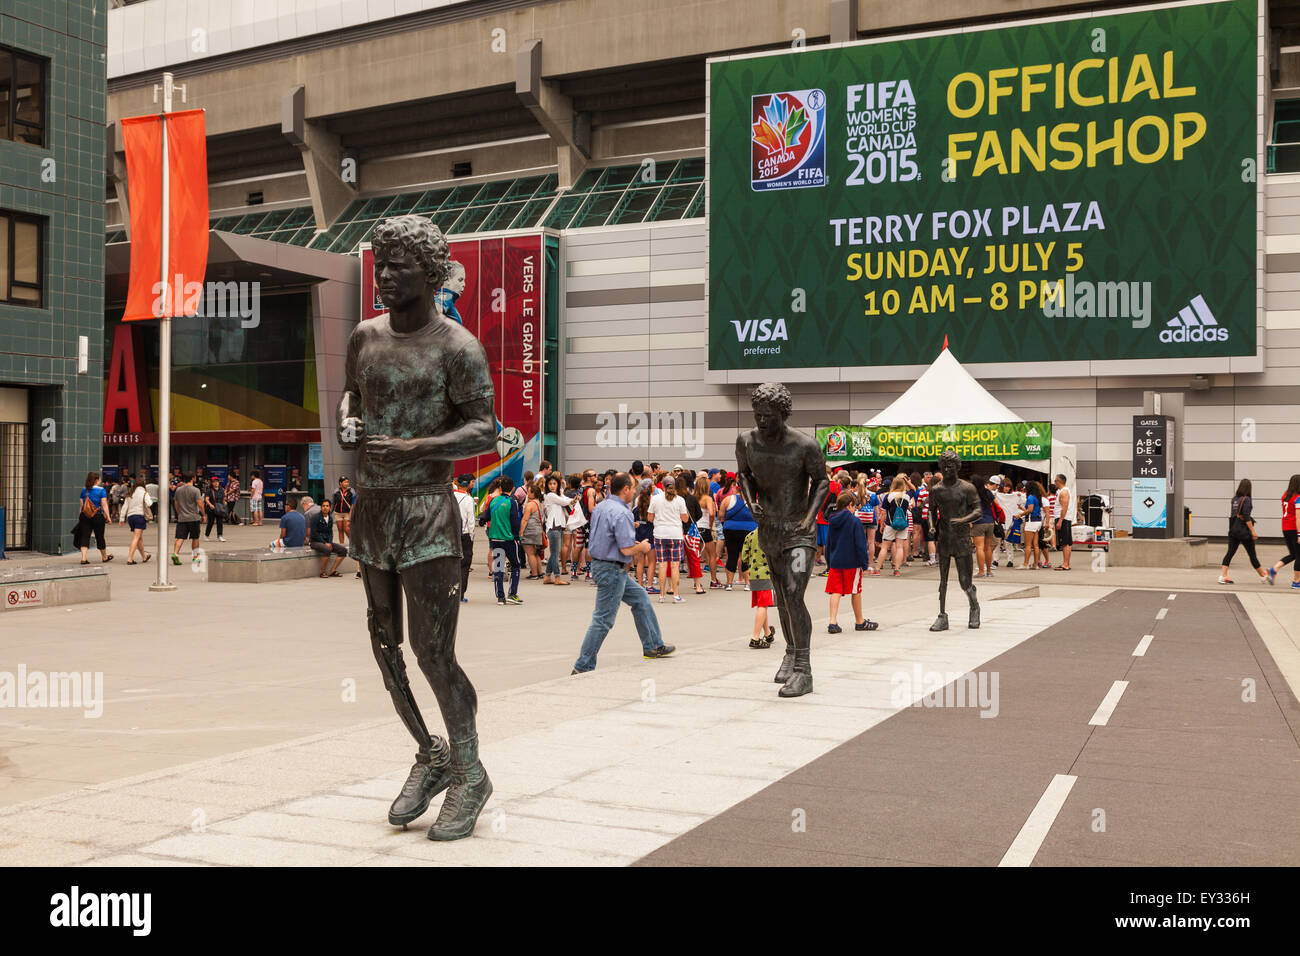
[706,0,1259,372]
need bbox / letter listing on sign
[358,234,544,489]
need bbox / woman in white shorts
[1019,479,1046,570]
[872,475,912,576]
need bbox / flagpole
[151,73,176,591]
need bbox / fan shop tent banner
[817,422,1052,462]
[707,0,1258,370]
[360,234,543,490]
[121,109,209,321]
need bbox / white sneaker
[218,535,225,542]
[743,584,750,592]
[673,595,683,603]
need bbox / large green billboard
[707,0,1258,371]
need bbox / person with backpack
[740,528,775,648]
[872,475,912,576]
[970,474,998,577]
[203,474,227,542]
[1268,473,1300,589]
[813,466,842,568]
[74,473,113,565]
[485,476,524,605]
[1219,478,1271,585]
[825,491,878,633]
[120,476,152,565]
[719,485,757,590]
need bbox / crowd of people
[75,463,1300,600]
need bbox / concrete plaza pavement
[1,521,1298,865]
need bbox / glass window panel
[13,220,38,283]
[358,196,397,219]
[503,176,544,201]
[231,213,266,234]
[542,193,585,229]
[290,226,318,246]
[481,201,525,232]
[413,189,452,212]
[445,184,483,206]
[511,196,556,229]
[569,190,621,228]
[330,219,375,253]
[252,209,289,233]
[647,183,699,222]
[685,184,705,219]
[568,168,604,193]
[384,193,420,215]
[14,54,43,146]
[0,55,12,141]
[0,217,8,294]
[211,216,242,231]
[595,165,638,190]
[533,174,558,196]
[308,228,339,250]
[634,159,676,188]
[669,157,704,182]
[281,206,313,228]
[9,284,38,303]
[449,204,493,235]
[608,187,658,226]
[471,180,511,204]
[335,198,368,223]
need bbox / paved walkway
[3,523,1298,866]
[0,587,1092,864]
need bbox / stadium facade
[93,0,1300,545]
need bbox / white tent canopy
[859,348,1077,489]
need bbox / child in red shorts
[825,491,878,634]
[740,529,775,648]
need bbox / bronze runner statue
[736,383,829,697]
[927,449,981,631]
[337,215,498,840]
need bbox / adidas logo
[1159,294,1229,343]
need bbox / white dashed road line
[998,773,1078,867]
[1156,607,1168,620]
[1089,680,1130,726]
[1133,635,1154,657]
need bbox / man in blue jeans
[572,472,675,674]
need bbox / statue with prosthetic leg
[338,215,498,840]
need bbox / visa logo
[732,318,788,342]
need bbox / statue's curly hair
[938,448,962,470]
[750,382,792,417]
[370,215,450,287]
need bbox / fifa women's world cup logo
[751,89,826,191]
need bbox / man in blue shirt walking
[572,472,675,674]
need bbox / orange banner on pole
[121,108,208,321]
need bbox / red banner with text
[360,234,543,490]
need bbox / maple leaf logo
[752,95,809,157]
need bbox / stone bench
[205,547,326,583]
[1107,535,1209,568]
[0,564,110,611]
